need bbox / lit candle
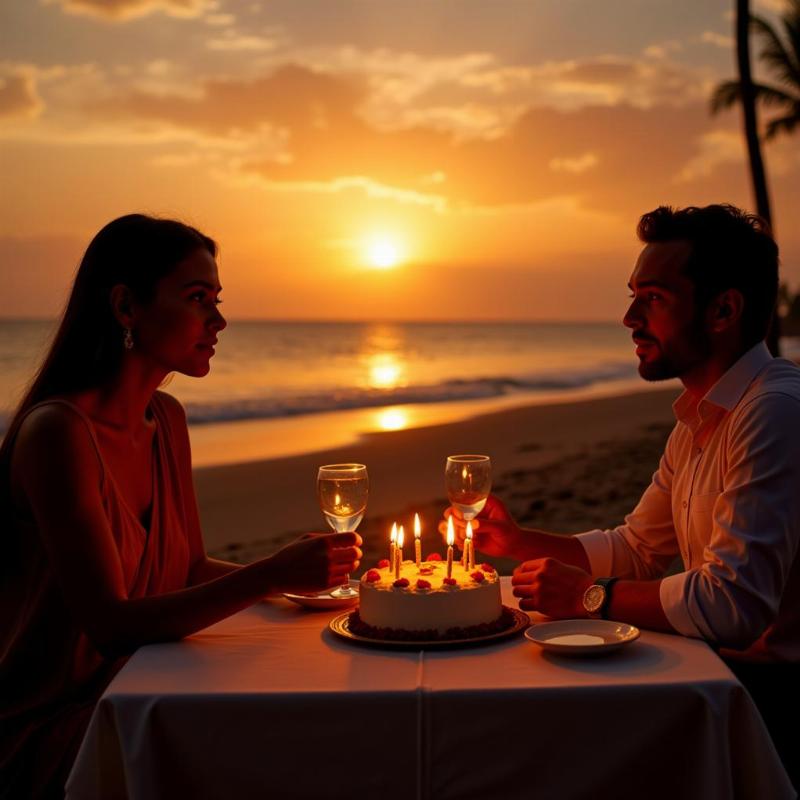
[446,515,454,579]
[466,520,474,570]
[395,526,405,579]
[389,522,397,568]
[414,513,422,567]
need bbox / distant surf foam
[180,361,639,425]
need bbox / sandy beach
[196,386,680,576]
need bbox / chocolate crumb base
[347,606,515,642]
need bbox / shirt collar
[672,341,773,425]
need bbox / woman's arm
[156,392,274,588]
[12,405,360,658]
[190,557,241,583]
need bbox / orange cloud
[46,0,212,21]
[83,60,794,223]
[91,64,365,137]
[0,70,42,121]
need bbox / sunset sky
[2,0,798,321]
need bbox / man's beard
[636,318,711,382]
[638,348,682,381]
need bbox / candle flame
[462,466,468,481]
[397,526,405,548]
[466,520,473,541]
[414,513,421,539]
[335,492,341,506]
[390,522,397,543]
[447,515,455,546]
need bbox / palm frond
[765,107,800,139]
[709,80,797,113]
[710,80,741,113]
[753,82,800,107]
[781,2,800,82]
[750,15,800,90]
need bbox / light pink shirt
[576,342,800,662]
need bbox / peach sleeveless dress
[0,392,192,798]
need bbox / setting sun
[365,235,403,269]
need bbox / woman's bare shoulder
[153,391,191,461]
[16,401,88,441]
[14,402,99,470]
[154,390,187,423]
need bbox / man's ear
[709,288,744,333]
[109,284,135,329]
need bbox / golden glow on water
[361,324,408,390]
[369,356,402,388]
[376,407,408,431]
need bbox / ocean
[3,319,796,463]
[0,319,640,422]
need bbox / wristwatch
[582,577,619,619]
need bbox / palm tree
[709,0,800,355]
[711,0,800,152]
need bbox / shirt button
[682,500,688,508]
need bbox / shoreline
[186,376,678,468]
[194,385,680,573]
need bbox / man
[447,204,800,784]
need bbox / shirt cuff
[660,572,703,638]
[574,529,615,577]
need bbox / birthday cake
[351,556,507,641]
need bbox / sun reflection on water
[376,407,409,431]
[361,324,408,390]
[369,356,403,388]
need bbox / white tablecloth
[66,579,794,800]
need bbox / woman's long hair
[0,213,217,511]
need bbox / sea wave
[0,361,639,433]
[181,361,638,425]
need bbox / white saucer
[524,619,640,656]
[283,581,359,610]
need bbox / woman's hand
[438,494,528,559]
[265,532,363,594]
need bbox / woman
[0,214,362,798]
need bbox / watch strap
[594,577,619,619]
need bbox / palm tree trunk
[736,0,780,354]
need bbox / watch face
[583,584,606,614]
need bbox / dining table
[65,578,795,800]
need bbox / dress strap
[22,399,107,486]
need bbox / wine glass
[445,454,492,522]
[317,463,368,598]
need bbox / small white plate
[283,582,359,610]
[524,619,640,656]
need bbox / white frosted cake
[351,557,506,641]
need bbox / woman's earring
[123,328,134,350]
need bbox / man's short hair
[637,204,779,347]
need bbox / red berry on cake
[377,559,390,568]
[480,563,496,573]
[416,579,432,590]
[443,577,457,586]
[470,571,486,583]
[426,553,442,561]
[365,569,381,582]
[393,578,410,588]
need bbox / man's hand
[438,495,528,558]
[511,557,593,618]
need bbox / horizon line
[0,315,623,326]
